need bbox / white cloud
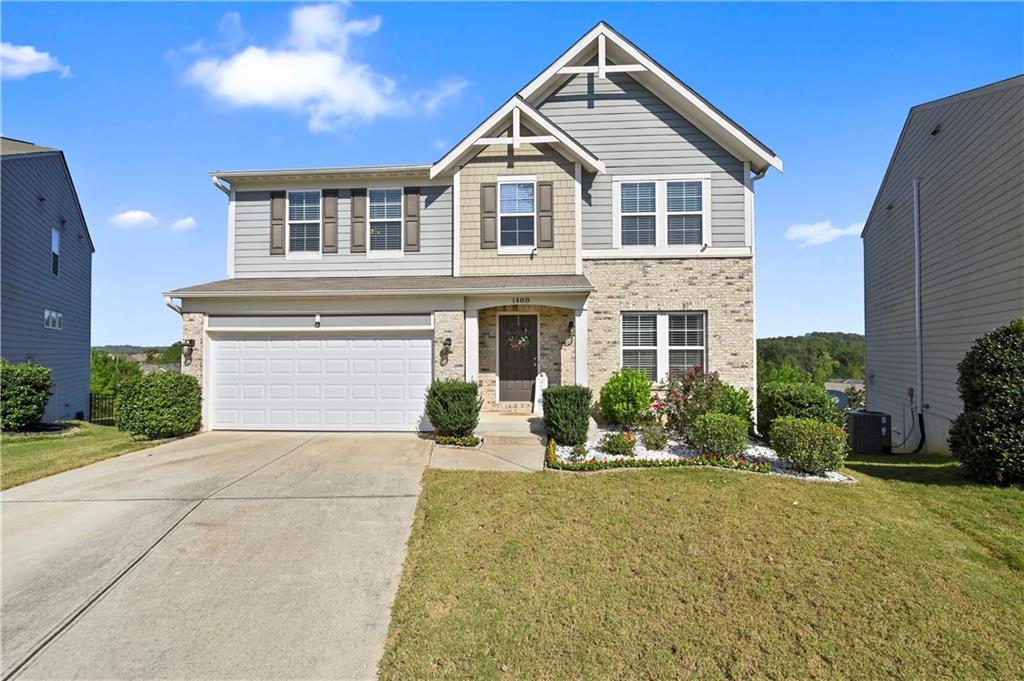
[432,138,449,151]
[1,43,71,80]
[170,217,198,232]
[784,220,864,248]
[182,4,465,131]
[109,210,158,229]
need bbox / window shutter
[480,183,497,249]
[269,191,286,255]
[537,181,554,248]
[322,189,339,253]
[404,187,420,252]
[350,188,366,253]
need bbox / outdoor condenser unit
[847,410,892,455]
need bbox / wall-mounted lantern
[440,337,453,366]
[182,338,196,366]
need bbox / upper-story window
[369,188,403,253]
[498,179,535,254]
[615,176,708,249]
[43,308,63,330]
[287,190,321,255]
[51,227,61,276]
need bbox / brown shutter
[322,189,338,253]
[404,187,420,252]
[480,183,497,249]
[537,181,554,248]
[350,188,366,253]
[270,191,286,255]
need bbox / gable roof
[430,96,605,179]
[517,22,782,174]
[1,137,59,156]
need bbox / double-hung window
[615,176,708,249]
[620,182,657,246]
[287,190,321,255]
[51,227,61,276]
[498,180,535,253]
[369,188,403,253]
[621,311,706,382]
[666,181,703,245]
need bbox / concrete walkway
[1,432,430,680]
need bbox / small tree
[599,369,652,429]
[425,379,483,437]
[90,350,142,396]
[0,360,52,431]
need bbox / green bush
[758,381,843,437]
[0,360,52,431]
[718,384,754,432]
[640,425,669,451]
[435,434,481,447]
[659,367,753,436]
[90,350,142,397]
[949,318,1024,484]
[771,417,848,475]
[599,431,636,457]
[542,384,592,446]
[425,379,482,437]
[599,369,652,429]
[114,372,201,439]
[688,413,748,458]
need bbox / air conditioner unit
[847,410,892,455]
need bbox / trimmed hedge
[599,369,652,429]
[758,381,843,437]
[115,372,201,439]
[689,412,748,458]
[542,384,592,446]
[0,360,52,431]
[425,379,482,437]
[949,317,1024,484]
[772,416,848,475]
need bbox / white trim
[452,166,462,276]
[366,187,405,258]
[495,312,540,403]
[597,33,607,79]
[170,285,594,300]
[206,325,433,334]
[613,173,711,183]
[612,175,710,250]
[285,189,323,260]
[574,305,588,386]
[474,136,557,146]
[556,64,646,75]
[574,162,582,275]
[202,314,211,431]
[749,162,758,426]
[619,310,707,383]
[226,189,236,277]
[743,161,753,247]
[583,246,751,259]
[497,178,537,255]
[465,308,479,381]
[512,107,521,148]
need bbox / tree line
[757,332,864,385]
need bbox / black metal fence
[89,394,115,425]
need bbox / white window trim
[497,175,537,256]
[285,189,323,260]
[612,174,710,251]
[620,311,707,384]
[43,308,63,331]
[367,187,405,260]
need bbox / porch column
[574,306,588,387]
[465,308,479,382]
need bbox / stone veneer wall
[181,312,205,383]
[477,305,575,410]
[583,258,755,397]
[432,310,466,381]
[459,141,576,276]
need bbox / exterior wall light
[440,337,453,366]
[182,338,196,366]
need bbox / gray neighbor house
[862,76,1023,453]
[1,137,94,421]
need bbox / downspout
[164,296,182,314]
[911,178,926,454]
[212,175,230,195]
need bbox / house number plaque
[511,297,531,305]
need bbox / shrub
[435,434,481,447]
[659,367,753,436]
[771,416,848,475]
[599,431,636,457]
[758,381,843,437]
[688,413,748,458]
[570,443,589,462]
[90,350,142,396]
[718,384,755,432]
[640,425,669,451]
[599,369,652,429]
[542,384,592,446]
[114,372,201,439]
[424,379,482,437]
[0,360,52,431]
[949,318,1024,484]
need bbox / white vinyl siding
[369,188,403,253]
[287,191,321,255]
[621,311,707,382]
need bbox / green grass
[381,453,1024,680]
[1,421,157,489]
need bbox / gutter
[162,285,595,299]
[212,175,230,195]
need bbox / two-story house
[165,23,782,432]
[1,137,94,422]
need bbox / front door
[498,314,539,402]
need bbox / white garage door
[210,335,432,431]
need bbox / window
[498,180,535,252]
[615,176,708,249]
[621,311,706,382]
[51,227,61,276]
[369,188,403,252]
[287,190,321,254]
[43,309,63,330]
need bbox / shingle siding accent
[539,71,747,249]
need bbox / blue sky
[2,2,1021,346]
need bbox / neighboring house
[862,76,1023,453]
[165,23,782,432]
[1,137,94,421]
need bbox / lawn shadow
[844,452,979,487]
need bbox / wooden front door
[498,314,539,402]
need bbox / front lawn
[1,421,157,489]
[381,453,1024,679]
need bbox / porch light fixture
[181,338,196,366]
[565,320,575,346]
[440,337,453,366]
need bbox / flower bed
[434,434,482,449]
[546,429,854,483]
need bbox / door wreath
[505,326,532,352]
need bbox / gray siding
[233,186,452,277]
[539,72,747,249]
[1,153,92,421]
[863,78,1024,451]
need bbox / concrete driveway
[1,431,430,680]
